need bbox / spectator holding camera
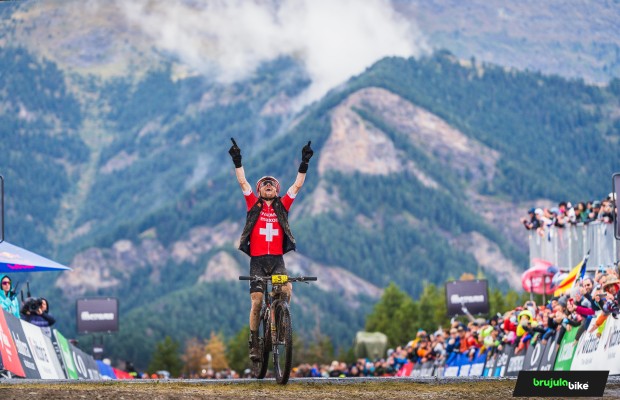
[0,275,20,318]
[21,297,55,337]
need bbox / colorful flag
[553,251,589,297]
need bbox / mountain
[1,1,620,369]
[393,0,620,84]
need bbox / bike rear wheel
[273,302,293,385]
[253,308,270,379]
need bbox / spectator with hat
[0,275,19,319]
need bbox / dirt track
[0,377,619,400]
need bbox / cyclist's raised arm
[289,141,313,196]
[229,138,252,193]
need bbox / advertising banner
[538,332,560,371]
[571,327,603,371]
[493,346,510,377]
[76,298,119,334]
[69,343,101,379]
[468,350,487,376]
[600,315,620,374]
[4,312,40,378]
[0,310,24,377]
[554,327,578,370]
[443,352,460,377]
[522,335,544,371]
[420,362,434,376]
[445,280,489,316]
[20,321,65,379]
[505,345,526,377]
[52,329,78,379]
[482,351,497,377]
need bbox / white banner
[20,321,65,379]
[571,313,620,374]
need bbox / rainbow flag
[553,252,589,297]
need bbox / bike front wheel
[273,302,293,385]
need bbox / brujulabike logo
[532,377,588,390]
[514,371,608,397]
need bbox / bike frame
[239,274,316,384]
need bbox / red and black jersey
[244,191,295,256]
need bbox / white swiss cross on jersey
[259,223,279,242]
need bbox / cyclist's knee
[250,292,263,310]
[282,283,293,303]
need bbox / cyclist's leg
[249,257,268,360]
[271,255,292,304]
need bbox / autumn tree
[204,332,229,371]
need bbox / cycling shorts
[249,255,287,293]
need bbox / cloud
[120,0,428,106]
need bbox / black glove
[301,141,313,163]
[228,137,242,168]
[299,141,313,173]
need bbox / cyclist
[228,138,314,361]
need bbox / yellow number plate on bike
[271,275,288,284]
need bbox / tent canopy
[353,331,387,360]
[0,241,71,273]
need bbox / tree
[227,326,251,373]
[365,282,417,347]
[148,336,182,377]
[204,332,229,371]
[182,337,207,377]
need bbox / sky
[120,0,429,107]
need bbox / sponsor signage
[539,332,560,371]
[445,280,489,316]
[493,346,510,377]
[602,316,620,374]
[76,298,119,334]
[69,343,101,379]
[571,329,602,371]
[505,345,525,377]
[522,336,543,371]
[4,311,40,379]
[554,327,578,371]
[0,310,25,377]
[20,321,65,379]
[52,329,78,379]
[513,370,608,397]
[468,350,487,376]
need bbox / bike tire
[273,302,293,385]
[254,308,270,379]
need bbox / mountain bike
[239,274,317,384]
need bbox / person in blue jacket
[0,275,20,318]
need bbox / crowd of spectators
[285,264,620,378]
[521,194,616,236]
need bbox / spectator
[0,275,19,318]
[574,202,588,223]
[521,208,540,230]
[599,200,614,224]
[21,297,56,337]
[587,201,602,222]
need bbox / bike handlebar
[239,275,318,282]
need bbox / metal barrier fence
[528,221,618,270]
